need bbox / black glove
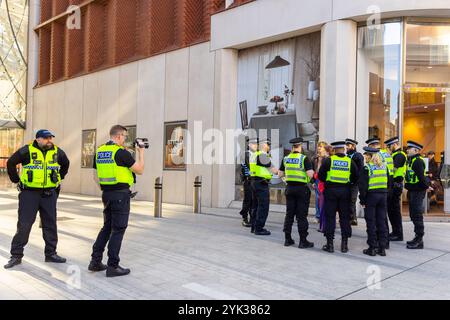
[17,182,24,192]
[393,182,403,196]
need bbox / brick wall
[36,0,228,86]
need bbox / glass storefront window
[356,22,403,143]
[403,20,450,214]
[0,0,28,128]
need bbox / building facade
[25,0,450,213]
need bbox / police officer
[4,129,70,269]
[319,141,359,253]
[405,140,430,250]
[278,138,314,248]
[359,147,389,257]
[345,138,364,226]
[384,136,407,241]
[89,125,145,277]
[239,137,258,228]
[366,137,393,249]
[249,138,278,235]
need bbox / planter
[307,80,316,100]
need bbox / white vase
[313,89,320,101]
[307,80,316,100]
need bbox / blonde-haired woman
[359,147,390,257]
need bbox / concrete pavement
[0,189,449,300]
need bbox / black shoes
[4,257,22,269]
[322,239,334,253]
[363,247,377,256]
[284,234,295,247]
[298,239,314,249]
[45,254,67,263]
[255,229,271,236]
[376,248,386,256]
[242,217,251,228]
[407,236,424,249]
[389,233,404,242]
[106,265,131,278]
[88,261,108,272]
[341,238,349,253]
[350,219,358,226]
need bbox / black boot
[322,238,334,253]
[341,238,349,253]
[284,233,295,247]
[376,247,386,256]
[242,216,251,228]
[407,235,421,245]
[385,241,390,250]
[363,247,377,256]
[299,235,314,249]
[407,236,424,249]
[88,261,108,272]
[4,257,22,269]
[389,233,403,242]
[106,265,131,278]
[45,254,67,263]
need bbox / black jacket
[7,141,70,185]
[347,149,364,175]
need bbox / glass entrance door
[403,20,450,215]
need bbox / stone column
[319,20,358,143]
[211,49,239,208]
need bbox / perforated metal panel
[36,0,228,86]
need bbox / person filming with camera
[89,125,146,277]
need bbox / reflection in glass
[357,22,402,142]
[0,0,28,128]
[403,21,450,214]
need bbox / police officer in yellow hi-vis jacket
[359,146,390,257]
[318,141,359,253]
[278,138,315,248]
[4,129,70,269]
[89,125,145,277]
[384,136,407,242]
[249,138,278,236]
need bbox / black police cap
[331,141,346,148]
[362,146,380,154]
[384,136,400,146]
[289,137,303,145]
[406,140,423,150]
[366,137,381,145]
[345,138,358,146]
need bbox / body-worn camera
[135,138,150,149]
[50,170,59,183]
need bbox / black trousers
[407,190,426,237]
[324,187,352,240]
[11,189,58,258]
[364,192,388,248]
[240,179,252,220]
[249,179,258,230]
[252,180,270,231]
[387,183,404,236]
[283,185,311,237]
[92,190,131,267]
[349,185,359,221]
